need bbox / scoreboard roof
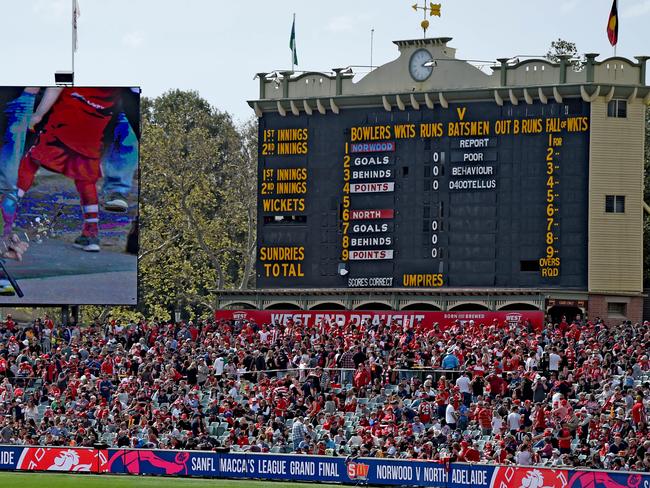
[248,38,649,115]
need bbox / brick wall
[588,294,643,324]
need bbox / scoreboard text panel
[257,99,589,289]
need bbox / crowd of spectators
[0,311,648,472]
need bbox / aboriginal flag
[607,0,618,46]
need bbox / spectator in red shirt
[4,314,15,332]
[462,440,481,462]
[558,421,573,454]
[477,401,493,435]
[631,397,646,426]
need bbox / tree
[545,38,584,69]
[137,90,258,317]
[228,118,258,289]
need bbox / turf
[0,472,346,488]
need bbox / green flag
[290,15,298,66]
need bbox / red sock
[75,180,99,238]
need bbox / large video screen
[0,86,139,304]
[257,98,589,289]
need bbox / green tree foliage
[137,90,257,317]
[545,38,585,69]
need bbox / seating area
[0,314,648,471]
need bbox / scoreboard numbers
[257,100,589,289]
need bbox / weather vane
[412,1,441,38]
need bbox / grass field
[1,472,347,488]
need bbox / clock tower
[358,37,491,93]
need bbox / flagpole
[370,28,375,70]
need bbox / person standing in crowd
[338,347,355,385]
[291,416,307,452]
[455,370,471,406]
[442,349,460,370]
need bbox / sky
[0,0,648,123]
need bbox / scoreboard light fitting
[338,263,349,276]
[55,71,74,85]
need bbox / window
[605,195,625,213]
[564,99,583,116]
[607,99,627,118]
[607,302,627,316]
[520,260,540,272]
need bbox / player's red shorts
[25,132,101,181]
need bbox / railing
[0,445,647,487]
[0,367,463,390]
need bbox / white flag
[73,0,80,52]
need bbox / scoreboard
[257,99,590,289]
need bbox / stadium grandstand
[0,313,648,471]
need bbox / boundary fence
[0,445,647,488]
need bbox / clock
[409,49,433,82]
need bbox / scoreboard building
[218,37,650,324]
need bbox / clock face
[409,49,433,82]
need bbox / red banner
[15,446,107,472]
[350,209,394,220]
[214,309,544,331]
